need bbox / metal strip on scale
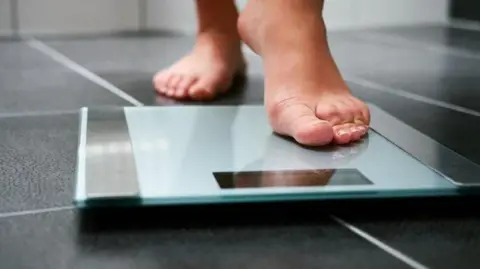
[84,108,141,199]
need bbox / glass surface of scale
[74,104,480,207]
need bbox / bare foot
[153,32,246,101]
[238,0,370,146]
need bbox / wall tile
[356,0,450,28]
[0,0,12,36]
[146,0,196,34]
[145,0,449,32]
[18,0,140,35]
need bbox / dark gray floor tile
[329,35,480,113]
[0,69,130,113]
[0,113,78,213]
[0,41,65,71]
[48,33,480,113]
[335,203,480,269]
[350,83,480,165]
[44,35,266,74]
[45,36,265,106]
[0,209,411,269]
[44,36,195,74]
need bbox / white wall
[351,0,450,29]
[17,0,140,35]
[0,0,450,36]
[146,0,196,34]
[0,0,12,36]
[147,0,450,33]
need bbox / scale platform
[74,104,480,208]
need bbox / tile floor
[1,24,480,269]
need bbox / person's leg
[153,0,246,101]
[238,0,370,146]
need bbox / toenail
[176,91,185,97]
[354,119,366,125]
[337,129,348,136]
[355,126,365,133]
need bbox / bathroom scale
[74,104,480,208]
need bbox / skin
[153,0,370,146]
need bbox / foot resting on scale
[238,0,370,146]
[152,0,370,146]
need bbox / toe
[315,103,343,125]
[188,76,224,101]
[158,85,169,95]
[166,88,176,97]
[269,102,334,146]
[349,124,366,141]
[168,75,182,90]
[176,77,197,99]
[159,87,168,94]
[165,74,180,92]
[190,88,216,101]
[316,96,370,144]
[174,88,188,98]
[352,98,371,126]
[294,117,335,146]
[333,124,353,144]
[153,71,169,93]
[332,123,366,144]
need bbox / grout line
[26,38,145,107]
[0,206,75,219]
[138,0,148,31]
[331,215,430,269]
[344,75,480,117]
[243,48,480,117]
[350,32,480,60]
[9,0,19,36]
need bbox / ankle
[197,26,239,39]
[196,0,239,39]
[195,27,242,50]
[238,0,327,55]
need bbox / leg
[238,0,370,146]
[153,0,246,101]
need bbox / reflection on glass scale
[74,104,480,207]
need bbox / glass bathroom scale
[74,104,480,208]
